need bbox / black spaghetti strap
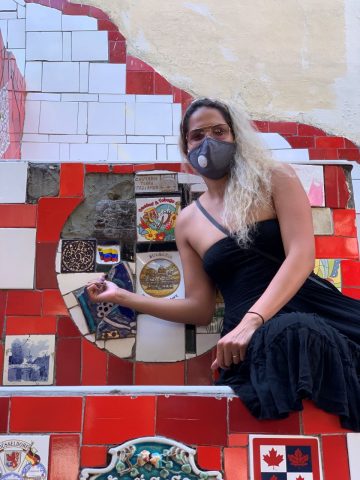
[195,198,231,236]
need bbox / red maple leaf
[288,448,309,467]
[263,448,284,467]
[296,476,305,480]
[270,475,279,480]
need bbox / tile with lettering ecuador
[249,435,322,480]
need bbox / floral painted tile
[313,258,341,290]
[3,335,55,386]
[249,435,322,480]
[136,196,181,242]
[61,239,97,273]
[0,435,49,479]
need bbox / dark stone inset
[61,239,96,273]
[26,163,60,204]
[93,199,136,243]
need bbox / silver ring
[232,354,240,358]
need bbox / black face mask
[187,137,236,179]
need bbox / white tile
[55,248,61,273]
[49,134,87,143]
[23,100,41,133]
[157,144,167,162]
[63,292,78,309]
[0,21,8,45]
[26,32,62,61]
[88,102,125,135]
[172,103,182,134]
[62,31,71,61]
[125,102,135,134]
[70,143,109,162]
[16,0,26,6]
[62,14,97,31]
[77,102,87,134]
[105,337,135,359]
[26,3,61,31]
[88,135,126,144]
[58,272,101,295]
[72,31,108,61]
[196,333,220,355]
[271,148,310,162]
[25,61,42,91]
[0,12,17,19]
[293,164,325,207]
[69,305,90,335]
[1,0,17,10]
[79,62,89,92]
[136,94,173,103]
[135,103,173,136]
[42,62,80,92]
[353,179,360,213]
[117,143,157,163]
[21,142,60,161]
[61,93,98,102]
[312,208,333,235]
[22,133,48,142]
[167,144,182,162]
[0,228,36,288]
[165,135,179,144]
[347,433,360,480]
[100,94,135,103]
[7,18,25,48]
[17,4,25,18]
[89,63,126,94]
[27,93,60,101]
[127,135,164,144]
[108,144,118,161]
[0,161,27,203]
[59,143,70,161]
[39,101,78,134]
[136,314,185,362]
[258,132,291,149]
[10,48,25,73]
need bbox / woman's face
[186,106,235,153]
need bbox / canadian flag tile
[249,435,322,480]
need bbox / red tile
[59,163,84,197]
[97,19,119,31]
[333,209,357,237]
[37,197,82,242]
[301,399,350,434]
[0,290,7,338]
[154,72,173,94]
[135,362,185,385]
[108,31,125,41]
[309,148,339,160]
[342,287,360,300]
[48,435,80,480]
[85,164,110,173]
[315,236,358,259]
[6,315,56,335]
[57,315,81,337]
[62,3,90,15]
[56,337,81,385]
[224,447,248,480]
[197,446,222,470]
[126,71,154,94]
[0,205,37,227]
[133,163,155,172]
[268,121,298,135]
[83,396,156,444]
[228,434,248,447]
[109,40,126,63]
[298,124,327,136]
[81,338,107,385]
[338,148,360,161]
[172,87,182,103]
[107,354,133,385]
[0,398,9,432]
[324,166,351,208]
[36,242,58,289]
[322,435,350,480]
[252,121,269,132]
[10,397,83,432]
[186,350,214,385]
[229,398,300,434]
[81,446,108,468]
[284,136,315,149]
[6,290,42,315]
[126,55,154,72]
[152,162,182,172]
[48,0,65,10]
[112,164,134,173]
[315,136,345,148]
[341,260,360,287]
[42,290,68,316]
[156,396,227,445]
[88,6,111,20]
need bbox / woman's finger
[216,342,226,369]
[223,342,234,368]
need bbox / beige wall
[74,0,360,144]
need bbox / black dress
[195,199,360,431]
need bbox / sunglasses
[187,123,232,144]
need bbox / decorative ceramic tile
[0,85,10,158]
[80,436,223,479]
[0,435,49,479]
[104,337,135,359]
[75,262,136,340]
[136,196,181,242]
[249,435,322,480]
[293,165,325,207]
[61,239,96,273]
[3,335,55,386]
[313,259,341,290]
[135,172,178,193]
[136,251,185,299]
[96,244,120,265]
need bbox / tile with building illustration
[0,435,50,479]
[3,335,55,386]
[96,244,120,265]
[136,196,181,242]
[134,171,178,193]
[293,164,324,207]
[313,258,342,290]
[136,251,185,300]
[61,239,96,273]
[249,435,323,480]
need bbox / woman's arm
[213,163,315,368]
[87,208,216,326]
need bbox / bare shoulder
[271,162,298,184]
[176,202,197,228]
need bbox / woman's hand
[211,313,263,370]
[86,276,128,305]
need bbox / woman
[87,98,360,430]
